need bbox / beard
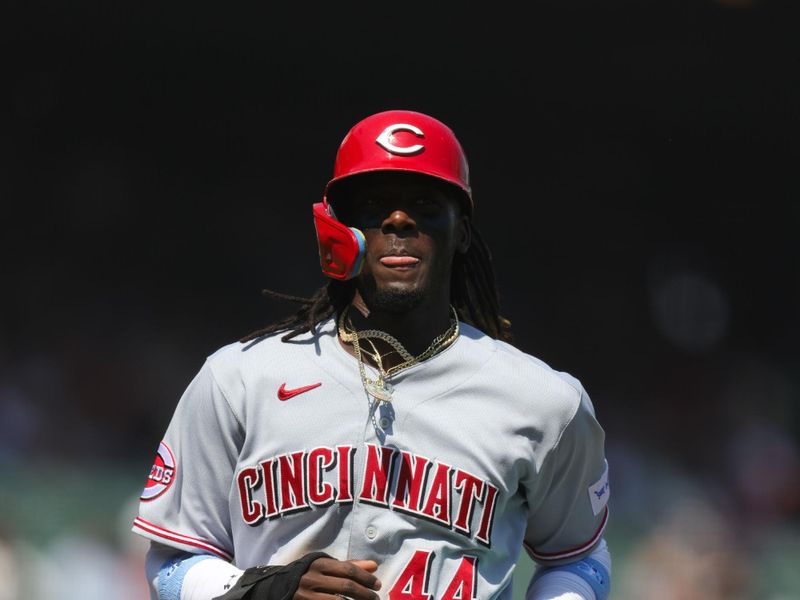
[356,277,427,314]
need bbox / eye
[362,196,381,208]
[412,196,443,216]
[413,196,443,213]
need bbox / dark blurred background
[1,1,798,598]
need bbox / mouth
[378,254,421,268]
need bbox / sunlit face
[330,172,470,313]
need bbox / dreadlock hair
[240,220,513,345]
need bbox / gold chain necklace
[338,305,460,402]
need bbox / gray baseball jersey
[133,318,609,600]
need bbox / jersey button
[365,526,377,540]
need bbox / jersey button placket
[344,385,387,559]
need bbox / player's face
[332,173,470,313]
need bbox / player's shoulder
[204,319,337,387]
[459,321,588,416]
[206,327,313,362]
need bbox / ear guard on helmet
[312,200,366,280]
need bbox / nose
[381,208,417,234]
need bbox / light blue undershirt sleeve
[531,556,610,600]
[158,553,217,600]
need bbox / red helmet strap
[312,201,366,281]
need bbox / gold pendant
[366,380,394,402]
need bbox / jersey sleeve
[523,386,609,566]
[132,359,244,562]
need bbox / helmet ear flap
[312,201,365,280]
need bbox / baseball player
[133,110,611,600]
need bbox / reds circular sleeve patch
[141,441,176,501]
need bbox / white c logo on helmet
[375,123,425,155]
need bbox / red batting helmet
[313,110,471,280]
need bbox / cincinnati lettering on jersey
[236,443,499,547]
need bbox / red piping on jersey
[524,506,608,562]
[133,517,233,561]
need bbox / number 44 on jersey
[390,551,477,600]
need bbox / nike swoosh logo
[277,382,322,401]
